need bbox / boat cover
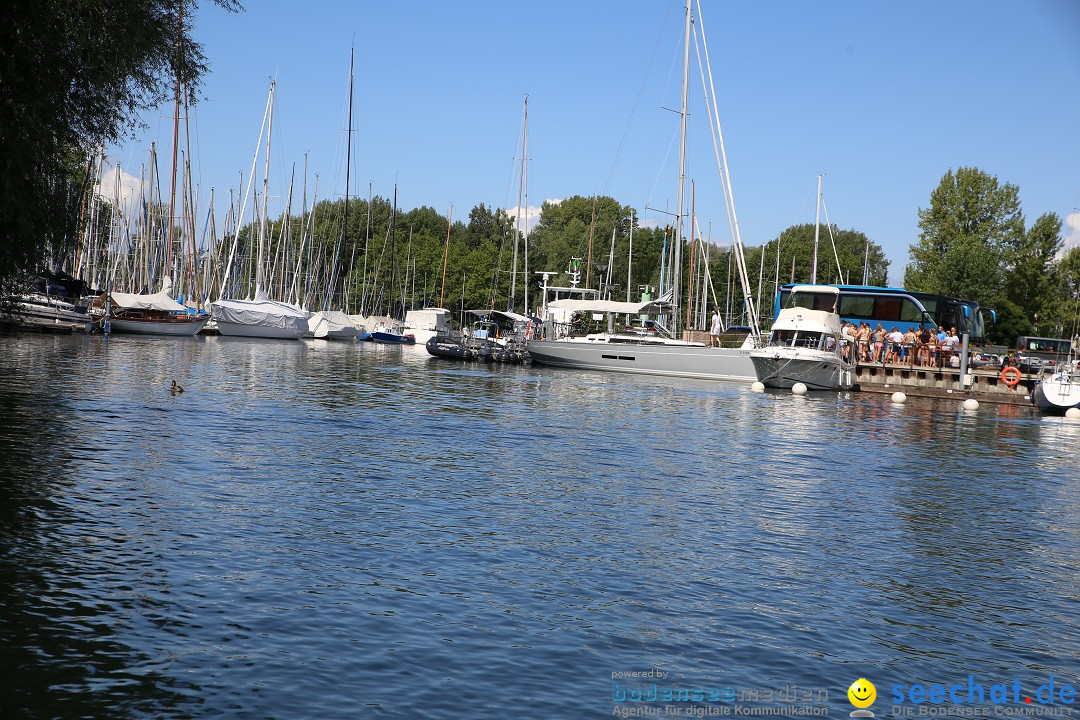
[212,298,309,330]
[109,276,187,312]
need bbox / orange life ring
[1000,366,1021,388]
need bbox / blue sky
[104,0,1080,285]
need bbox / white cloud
[94,164,143,215]
[1063,212,1080,254]
[504,198,561,234]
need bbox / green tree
[1045,244,1080,341]
[0,0,241,292]
[755,224,889,288]
[1003,212,1063,336]
[528,195,665,302]
[904,167,1025,306]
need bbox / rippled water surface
[1,332,1078,718]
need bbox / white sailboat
[211,80,308,340]
[527,0,760,382]
[1031,365,1080,413]
[750,285,855,390]
[308,47,361,342]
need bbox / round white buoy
[1065,407,1080,420]
[751,381,765,393]
[963,398,980,411]
[890,391,907,404]
[792,382,808,395]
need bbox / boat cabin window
[788,292,837,313]
[794,331,824,348]
[770,330,795,346]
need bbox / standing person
[841,321,855,361]
[901,327,917,365]
[917,326,932,366]
[710,309,723,347]
[871,323,886,363]
[886,327,904,364]
[856,322,871,362]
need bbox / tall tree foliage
[905,167,1072,344]
[905,167,1024,307]
[753,224,889,288]
[528,195,667,301]
[0,0,241,291]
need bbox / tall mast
[341,48,355,306]
[523,97,530,315]
[512,97,527,311]
[673,0,692,335]
[440,204,452,307]
[256,79,275,298]
[327,47,354,311]
[811,173,821,284]
[166,1,183,277]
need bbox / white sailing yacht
[527,0,760,382]
[211,80,308,340]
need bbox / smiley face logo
[848,678,876,709]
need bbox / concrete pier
[853,362,1038,405]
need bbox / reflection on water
[1,333,1078,718]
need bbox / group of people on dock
[840,322,963,368]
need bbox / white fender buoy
[963,398,979,411]
[890,391,907,404]
[791,382,808,395]
[751,381,765,393]
[1065,407,1080,420]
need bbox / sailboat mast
[811,173,821,284]
[439,204,452,307]
[523,97,530,315]
[257,80,275,297]
[336,46,355,311]
[165,1,183,277]
[673,0,692,335]
[512,98,527,311]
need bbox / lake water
[1,332,1078,719]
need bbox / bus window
[899,298,925,323]
[873,298,901,322]
[839,294,874,319]
[813,293,837,312]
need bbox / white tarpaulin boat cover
[308,310,358,337]
[109,276,187,312]
[212,298,309,331]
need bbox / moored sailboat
[526,0,761,382]
[90,277,208,336]
[211,80,308,340]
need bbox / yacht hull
[750,352,855,390]
[1031,374,1080,412]
[527,339,755,381]
[107,316,209,336]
